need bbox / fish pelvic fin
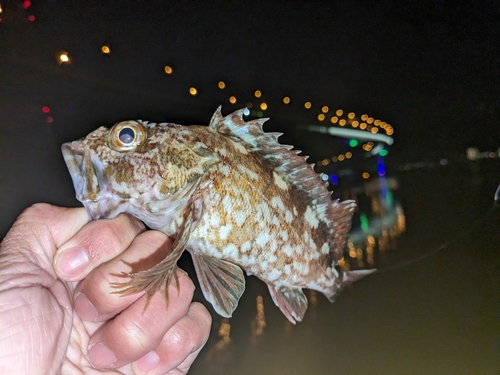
[268,285,308,324]
[191,253,245,318]
[325,269,376,303]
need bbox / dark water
[190,161,500,375]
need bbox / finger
[2,203,88,254]
[54,213,145,281]
[133,302,212,375]
[0,204,89,276]
[87,274,195,369]
[73,230,173,322]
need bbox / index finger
[54,213,145,282]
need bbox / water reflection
[343,176,406,271]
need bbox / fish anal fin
[325,269,376,303]
[268,285,308,324]
[191,253,245,318]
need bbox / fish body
[62,107,372,323]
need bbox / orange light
[360,122,367,130]
[361,114,368,121]
[346,152,352,159]
[189,87,198,96]
[229,96,236,104]
[362,172,370,179]
[218,81,226,89]
[339,119,346,126]
[304,102,312,109]
[254,90,262,98]
[283,96,290,104]
[101,45,110,54]
[317,114,325,121]
[371,127,379,133]
[164,66,173,74]
[348,112,355,119]
[352,120,359,128]
[58,52,70,64]
[336,109,343,116]
[367,117,374,124]
[330,116,338,124]
[321,106,329,113]
[260,102,267,110]
[338,154,345,161]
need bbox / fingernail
[136,350,160,373]
[74,293,98,321]
[88,342,117,368]
[58,247,89,277]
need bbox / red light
[42,106,50,113]
[28,15,35,21]
[46,116,54,123]
[23,0,31,9]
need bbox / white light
[321,174,329,181]
[243,108,250,116]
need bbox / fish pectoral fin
[191,254,245,318]
[111,204,196,310]
[268,285,308,324]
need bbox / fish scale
[62,107,373,323]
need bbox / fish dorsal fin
[268,285,308,324]
[210,107,356,258]
[191,253,245,318]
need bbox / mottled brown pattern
[62,107,372,323]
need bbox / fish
[62,107,373,323]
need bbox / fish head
[62,120,219,227]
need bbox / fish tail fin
[324,269,375,303]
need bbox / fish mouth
[62,141,104,220]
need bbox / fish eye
[108,121,147,151]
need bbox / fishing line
[374,197,500,274]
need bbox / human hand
[0,203,211,374]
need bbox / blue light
[330,174,339,185]
[377,157,386,176]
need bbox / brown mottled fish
[62,107,373,323]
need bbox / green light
[360,213,369,232]
[349,139,358,147]
[379,149,389,157]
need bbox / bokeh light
[58,52,70,64]
[189,87,198,96]
[218,81,226,89]
[304,101,312,109]
[164,66,173,74]
[254,90,262,98]
[101,45,110,54]
[283,96,290,104]
[229,96,237,104]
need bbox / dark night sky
[1,0,500,233]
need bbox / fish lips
[62,141,106,220]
